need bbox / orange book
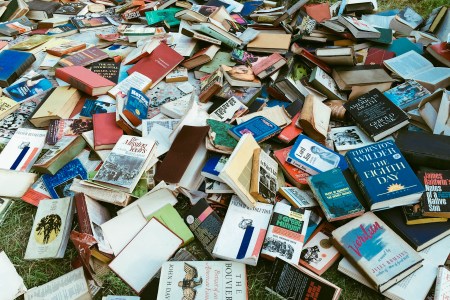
[273,146,309,188]
[278,112,303,143]
[304,3,331,22]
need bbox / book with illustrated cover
[208,96,248,123]
[228,116,281,143]
[24,197,75,259]
[250,148,278,204]
[4,74,53,102]
[58,47,109,67]
[46,118,93,146]
[274,146,310,189]
[279,186,317,208]
[80,98,116,118]
[402,203,448,225]
[90,61,120,83]
[93,135,156,193]
[261,202,310,264]
[0,96,20,120]
[70,16,114,32]
[122,88,149,126]
[435,265,450,300]
[199,68,224,103]
[419,170,450,218]
[0,50,36,87]
[329,126,374,153]
[383,80,431,111]
[213,195,273,266]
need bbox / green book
[367,27,393,44]
[207,119,238,152]
[147,204,194,246]
[199,52,236,74]
[145,8,182,27]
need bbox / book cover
[419,170,450,218]
[46,118,93,145]
[70,16,113,31]
[383,80,431,110]
[309,66,347,101]
[212,195,273,266]
[4,74,53,102]
[54,2,87,15]
[90,61,120,83]
[435,265,450,299]
[402,203,448,225]
[261,202,310,264]
[250,148,278,204]
[199,68,224,103]
[0,96,19,120]
[345,140,424,211]
[266,258,342,300]
[108,71,152,99]
[42,158,87,199]
[123,88,149,126]
[332,212,423,292]
[185,198,223,256]
[157,261,247,300]
[308,168,365,222]
[145,7,182,26]
[279,186,317,208]
[251,53,286,79]
[93,112,123,150]
[329,126,374,152]
[300,222,340,275]
[0,50,35,87]
[58,47,109,67]
[24,197,74,259]
[0,17,36,37]
[80,98,116,118]
[207,119,237,153]
[344,89,410,141]
[278,112,303,144]
[274,146,310,189]
[208,96,247,123]
[55,66,115,96]
[228,116,281,143]
[201,155,228,182]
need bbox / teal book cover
[145,8,182,26]
[383,79,430,110]
[308,168,365,222]
[0,50,35,87]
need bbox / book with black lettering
[345,141,424,211]
[332,212,423,292]
[265,257,342,300]
[157,261,248,300]
[419,170,450,218]
[185,198,223,257]
[343,89,409,142]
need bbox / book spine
[197,26,239,48]
[74,193,93,235]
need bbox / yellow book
[0,96,19,120]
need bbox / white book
[435,265,450,300]
[141,119,180,136]
[108,72,152,98]
[0,128,47,172]
[160,94,193,119]
[0,251,27,300]
[329,126,374,152]
[213,195,273,266]
[142,124,172,157]
[0,170,37,198]
[109,218,182,294]
[279,186,318,208]
[209,96,248,123]
[205,179,233,193]
[84,195,112,254]
[24,197,75,260]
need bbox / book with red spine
[55,66,115,96]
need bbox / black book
[90,61,120,84]
[26,0,61,20]
[344,88,409,141]
[53,2,87,16]
[419,170,450,218]
[266,258,342,300]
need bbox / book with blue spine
[227,116,281,143]
[201,155,228,182]
[286,134,347,175]
[332,212,423,292]
[0,50,36,87]
[345,140,424,211]
[308,168,365,222]
[123,87,149,126]
[42,158,88,199]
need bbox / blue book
[383,79,431,110]
[308,168,365,222]
[387,37,423,56]
[123,88,149,126]
[287,134,347,175]
[4,75,53,102]
[80,98,116,118]
[0,50,36,87]
[227,116,281,143]
[241,0,263,16]
[345,140,424,211]
[42,158,87,199]
[201,155,228,181]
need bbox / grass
[0,0,447,299]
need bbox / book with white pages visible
[0,251,27,300]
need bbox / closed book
[426,42,450,68]
[364,48,396,66]
[316,47,355,66]
[332,212,423,292]
[338,15,381,39]
[123,88,149,126]
[0,96,19,119]
[309,66,347,101]
[0,17,36,37]
[46,119,93,145]
[212,195,273,266]
[250,148,278,204]
[228,116,281,143]
[55,66,115,96]
[273,146,310,189]
[377,206,450,251]
[279,186,317,208]
[278,112,303,143]
[422,6,447,33]
[4,74,53,102]
[127,42,184,89]
[346,140,424,211]
[208,96,248,123]
[185,198,223,257]
[108,71,152,99]
[251,53,286,79]
[247,33,291,54]
[93,112,123,150]
[332,65,394,91]
[199,68,223,103]
[26,0,61,20]
[181,44,220,70]
[191,22,242,48]
[298,95,331,142]
[201,155,228,182]
[0,50,35,87]
[70,16,113,32]
[266,258,342,300]
[206,119,237,153]
[90,61,120,83]
[343,89,409,141]
[53,2,87,18]
[435,265,450,299]
[261,202,310,264]
[419,170,450,218]
[402,203,448,225]
[308,168,365,222]
[383,80,431,111]
[0,170,37,198]
[58,47,109,67]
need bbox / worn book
[309,66,347,101]
[165,66,188,82]
[46,118,93,145]
[402,203,448,225]
[206,119,237,153]
[26,0,61,20]
[90,61,120,83]
[332,212,423,292]
[181,44,220,70]
[419,170,450,218]
[344,89,409,142]
[122,88,149,126]
[108,71,152,99]
[213,195,273,266]
[93,112,123,150]
[0,50,36,87]
[191,22,243,48]
[56,66,116,96]
[10,35,53,51]
[329,126,374,153]
[266,258,342,300]
[435,265,450,300]
[279,187,317,208]
[157,261,247,300]
[4,74,53,102]
[208,96,247,123]
[316,47,356,66]
[250,148,278,204]
[200,52,236,74]
[0,96,19,120]
[53,2,88,18]
[308,168,365,222]
[247,33,291,54]
[93,135,156,193]
[199,68,223,103]
[251,53,286,79]
[0,128,47,172]
[58,47,109,67]
[298,95,331,142]
[228,116,281,143]
[345,140,424,211]
[331,66,394,92]
[418,89,450,135]
[24,197,74,260]
[0,170,37,198]
[274,146,310,189]
[71,16,114,31]
[0,250,27,299]
[338,15,381,39]
[222,64,261,88]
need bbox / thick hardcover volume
[185,198,223,257]
[419,170,450,218]
[154,125,209,184]
[345,140,424,211]
[287,134,346,175]
[212,195,273,266]
[252,53,286,79]
[261,202,310,264]
[0,50,35,87]
[127,42,184,89]
[93,112,123,150]
[266,258,342,300]
[308,168,365,222]
[123,88,149,126]
[343,89,409,142]
[250,148,278,204]
[157,261,247,300]
[228,116,281,143]
[55,66,115,96]
[332,212,423,292]
[74,193,93,236]
[435,265,450,300]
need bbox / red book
[427,42,450,67]
[278,112,303,143]
[93,112,123,150]
[274,146,310,188]
[304,3,331,22]
[290,43,333,74]
[251,53,286,79]
[365,48,396,66]
[127,42,184,88]
[74,193,93,236]
[55,66,115,96]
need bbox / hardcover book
[251,53,286,79]
[250,148,278,204]
[300,222,340,275]
[228,116,281,143]
[24,197,75,259]
[157,261,247,300]
[212,195,273,266]
[55,66,116,96]
[344,89,410,141]
[58,47,109,67]
[338,15,381,39]
[0,50,36,87]
[345,140,424,211]
[93,112,123,150]
[53,2,88,17]
[185,198,223,257]
[419,170,450,218]
[261,202,310,264]
[383,80,431,111]
[402,203,448,225]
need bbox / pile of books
[0,0,449,299]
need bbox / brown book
[331,65,394,91]
[154,125,209,184]
[181,44,220,70]
[58,47,109,67]
[298,95,331,142]
[250,148,278,204]
[316,47,356,66]
[46,41,86,57]
[247,33,292,54]
[199,68,223,103]
[74,193,93,235]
